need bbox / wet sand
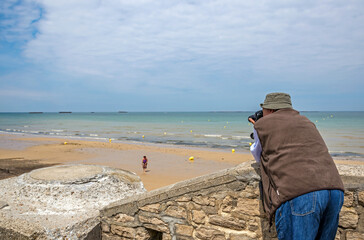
[0,134,252,190]
[1,134,363,190]
[0,158,56,180]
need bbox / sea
[0,111,363,161]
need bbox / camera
[248,110,263,140]
[248,110,263,123]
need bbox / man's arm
[250,128,262,163]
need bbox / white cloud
[0,0,41,42]
[3,0,364,91]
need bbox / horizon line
[1,110,364,113]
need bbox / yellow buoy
[190,130,193,133]
[249,142,252,146]
[64,142,67,145]
[109,138,112,143]
[232,149,235,153]
[142,135,145,138]
[189,156,194,161]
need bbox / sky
[0,0,363,112]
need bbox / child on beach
[142,156,148,172]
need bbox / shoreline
[1,133,363,191]
[0,133,252,190]
[1,111,363,160]
[0,131,252,154]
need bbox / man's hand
[248,118,256,125]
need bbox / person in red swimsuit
[142,156,148,172]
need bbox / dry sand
[1,134,363,191]
[0,134,252,190]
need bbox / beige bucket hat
[260,92,292,109]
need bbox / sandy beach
[0,134,253,190]
[1,133,363,191]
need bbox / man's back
[254,108,344,219]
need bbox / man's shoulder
[255,109,304,128]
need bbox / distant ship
[29,112,43,114]
[118,111,128,113]
[59,112,72,114]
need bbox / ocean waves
[0,126,253,151]
[0,111,363,159]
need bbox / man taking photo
[249,92,344,240]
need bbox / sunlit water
[0,111,363,160]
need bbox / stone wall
[100,161,364,240]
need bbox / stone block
[221,195,237,213]
[114,213,135,223]
[210,191,230,200]
[102,232,123,240]
[225,181,248,193]
[246,216,263,234]
[335,229,341,240]
[339,207,359,229]
[110,225,135,238]
[346,231,364,240]
[162,234,172,240]
[230,231,259,240]
[135,227,151,240]
[175,236,194,240]
[194,227,226,240]
[143,223,170,233]
[108,201,140,217]
[201,205,218,215]
[139,215,169,233]
[343,191,354,207]
[175,224,194,236]
[358,206,364,232]
[358,191,364,206]
[232,198,261,218]
[187,201,201,211]
[101,222,110,233]
[165,201,176,207]
[192,210,207,224]
[136,192,168,208]
[139,215,165,226]
[139,203,160,213]
[192,196,211,206]
[158,202,171,212]
[208,215,246,230]
[165,205,187,219]
[176,196,191,202]
[239,184,260,199]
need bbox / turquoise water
[0,112,363,160]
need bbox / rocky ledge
[0,164,146,239]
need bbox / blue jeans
[275,189,344,240]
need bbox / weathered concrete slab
[0,164,146,239]
[29,164,103,182]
